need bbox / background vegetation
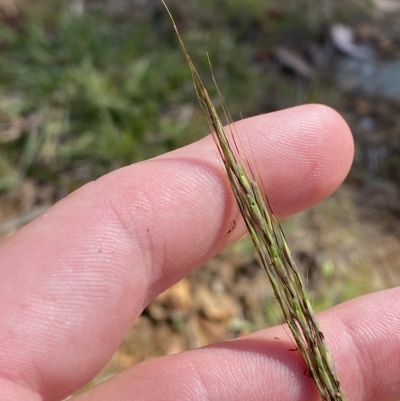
[0,0,374,191]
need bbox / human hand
[0,105,398,401]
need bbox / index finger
[0,104,353,401]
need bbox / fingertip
[244,104,354,217]
[292,104,354,213]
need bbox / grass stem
[162,2,346,400]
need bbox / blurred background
[0,0,399,394]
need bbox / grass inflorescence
[162,2,346,400]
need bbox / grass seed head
[162,2,347,400]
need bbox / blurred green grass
[0,1,261,191]
[0,0,372,192]
[0,5,193,190]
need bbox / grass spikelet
[162,2,346,400]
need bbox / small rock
[331,24,373,59]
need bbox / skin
[0,104,399,401]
